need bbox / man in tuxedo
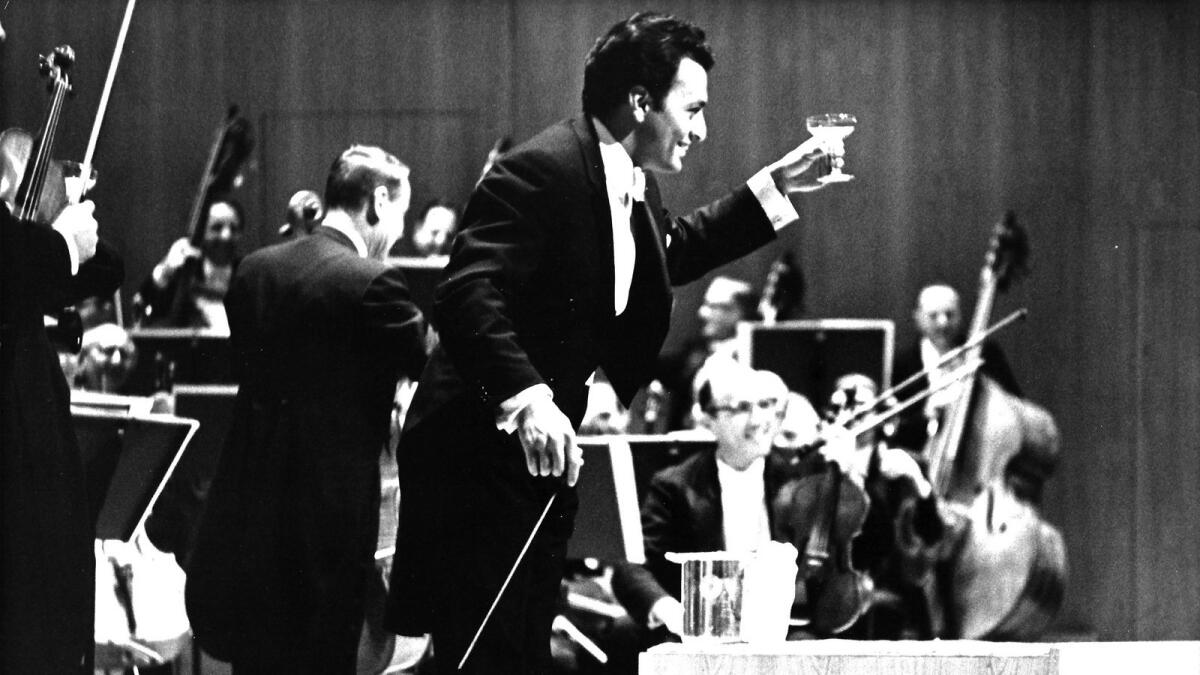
[1,200,124,674]
[185,146,427,673]
[385,11,839,672]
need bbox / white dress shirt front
[716,455,771,553]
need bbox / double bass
[144,107,252,327]
[905,213,1067,640]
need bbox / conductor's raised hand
[517,397,583,486]
[767,136,830,195]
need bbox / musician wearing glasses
[610,359,794,639]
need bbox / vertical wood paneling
[2,0,1198,642]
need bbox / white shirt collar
[320,215,369,258]
[715,454,767,486]
[919,338,940,372]
[592,117,645,205]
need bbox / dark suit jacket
[610,451,792,623]
[386,117,780,635]
[136,254,239,328]
[1,207,123,674]
[185,227,425,671]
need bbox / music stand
[126,328,234,395]
[568,434,715,564]
[73,409,199,541]
[738,318,895,405]
[386,255,447,317]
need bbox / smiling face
[629,57,708,174]
[202,201,243,266]
[700,365,787,469]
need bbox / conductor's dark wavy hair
[581,12,714,118]
[324,145,409,213]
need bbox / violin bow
[81,0,137,180]
[457,491,558,670]
[82,0,137,326]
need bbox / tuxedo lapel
[693,452,726,551]
[569,118,616,324]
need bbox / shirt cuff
[647,595,682,631]
[51,227,81,276]
[495,383,554,434]
[747,167,799,231]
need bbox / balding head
[914,284,962,352]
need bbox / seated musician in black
[816,373,944,640]
[610,358,797,637]
[892,283,1059,505]
[136,197,244,332]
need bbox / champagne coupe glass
[805,113,857,183]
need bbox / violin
[772,390,873,635]
[0,46,92,353]
[900,212,1067,639]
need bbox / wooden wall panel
[3,0,1198,642]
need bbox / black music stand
[738,319,895,405]
[386,255,447,317]
[569,434,714,564]
[126,328,234,395]
[73,409,199,541]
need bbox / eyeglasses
[709,398,779,415]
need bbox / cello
[905,213,1067,640]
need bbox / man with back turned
[386,12,839,672]
[186,145,427,672]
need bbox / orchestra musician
[384,11,837,672]
[891,283,1058,505]
[1,199,124,673]
[817,373,943,640]
[890,283,1021,454]
[184,145,428,673]
[135,197,245,332]
[610,359,796,641]
[391,197,459,257]
[656,275,758,430]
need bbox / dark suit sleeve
[1,209,74,312]
[0,210,123,313]
[652,181,779,287]
[68,238,124,307]
[362,264,428,381]
[430,155,555,407]
[612,474,691,622]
